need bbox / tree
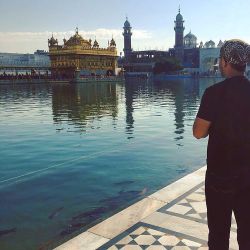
[153,57,183,75]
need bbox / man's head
[219,39,250,77]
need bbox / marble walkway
[55,166,238,250]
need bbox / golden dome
[64,27,91,47]
[48,34,58,47]
[93,39,99,48]
[110,38,116,47]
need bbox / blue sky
[0,0,249,54]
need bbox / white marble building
[0,50,50,73]
[199,47,220,74]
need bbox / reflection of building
[52,82,118,128]
[167,79,200,145]
[48,28,118,79]
[125,82,135,138]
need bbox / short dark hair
[220,39,250,72]
[230,62,246,72]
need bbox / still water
[0,77,219,249]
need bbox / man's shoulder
[206,76,250,94]
[205,79,227,94]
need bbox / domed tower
[184,31,197,48]
[123,17,132,58]
[174,7,185,63]
[110,37,116,48]
[92,39,99,48]
[48,34,58,48]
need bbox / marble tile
[196,188,205,194]
[147,228,165,236]
[188,213,202,220]
[134,235,156,245]
[182,239,202,247]
[54,231,109,250]
[146,246,167,250]
[99,223,208,250]
[143,212,238,250]
[142,212,208,241]
[171,247,190,250]
[187,193,205,202]
[167,204,192,215]
[229,236,238,250]
[149,167,206,203]
[107,246,118,250]
[178,198,189,205]
[116,235,133,245]
[55,166,240,250]
[131,227,145,235]
[189,201,207,214]
[89,197,165,239]
[171,246,191,250]
[158,235,180,245]
[121,246,142,250]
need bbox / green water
[0,77,218,249]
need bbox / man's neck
[226,71,244,79]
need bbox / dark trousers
[205,171,250,250]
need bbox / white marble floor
[54,167,238,250]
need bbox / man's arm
[193,117,211,139]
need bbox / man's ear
[222,57,227,67]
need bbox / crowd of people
[0,73,50,80]
[0,70,50,80]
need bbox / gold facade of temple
[48,28,118,78]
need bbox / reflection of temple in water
[172,79,199,145]
[50,77,201,139]
[153,79,200,145]
[123,78,200,142]
[52,83,118,130]
[125,82,135,138]
[174,92,185,144]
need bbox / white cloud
[0,28,154,54]
[0,28,181,56]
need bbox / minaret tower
[123,17,132,58]
[174,7,185,63]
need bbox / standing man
[193,39,250,250]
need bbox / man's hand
[193,117,211,139]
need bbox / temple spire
[123,16,132,58]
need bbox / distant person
[193,39,250,249]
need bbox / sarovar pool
[0,77,217,249]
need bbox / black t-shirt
[197,76,250,176]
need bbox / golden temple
[48,28,118,79]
